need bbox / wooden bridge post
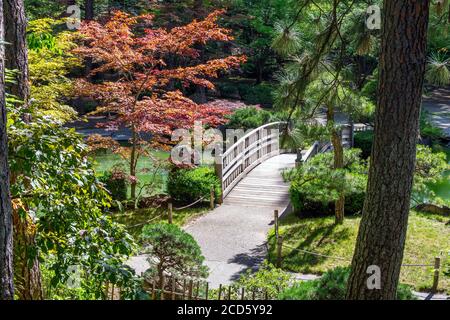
[274,210,279,239]
[215,160,223,204]
[168,202,173,224]
[276,236,283,268]
[432,256,441,293]
[210,185,215,209]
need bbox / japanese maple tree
[75,10,246,199]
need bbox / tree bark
[85,0,94,20]
[346,0,430,300]
[327,105,345,224]
[12,204,43,300]
[0,0,15,299]
[4,0,29,103]
[331,130,345,224]
[130,127,137,200]
[84,0,94,74]
[4,0,43,299]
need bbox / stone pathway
[127,154,296,288]
[184,154,297,288]
[422,87,450,138]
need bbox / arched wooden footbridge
[214,122,295,207]
[185,122,299,287]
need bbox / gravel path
[422,87,450,138]
[185,154,297,288]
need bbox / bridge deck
[224,154,295,208]
[185,153,296,288]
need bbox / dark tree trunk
[327,105,345,224]
[4,0,29,103]
[255,58,264,84]
[346,0,430,300]
[0,0,14,300]
[331,130,344,224]
[4,0,43,299]
[85,0,94,20]
[84,0,94,74]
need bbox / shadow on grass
[273,216,354,272]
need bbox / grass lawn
[113,205,210,240]
[268,212,450,293]
[91,149,170,197]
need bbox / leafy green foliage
[224,0,288,82]
[167,166,220,203]
[425,53,450,86]
[225,106,272,130]
[420,111,446,142]
[354,130,374,159]
[7,109,138,299]
[99,167,129,202]
[278,267,417,300]
[27,18,81,122]
[361,68,378,102]
[240,83,275,107]
[211,261,292,299]
[413,145,449,205]
[284,149,368,216]
[141,223,208,279]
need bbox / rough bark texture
[331,130,344,224]
[4,0,29,102]
[346,0,430,300]
[0,0,15,299]
[5,0,43,299]
[12,204,43,300]
[327,105,345,224]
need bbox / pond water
[429,169,450,201]
[428,147,450,202]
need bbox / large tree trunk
[4,0,29,103]
[0,0,15,299]
[346,0,430,300]
[4,0,43,299]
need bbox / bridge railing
[215,122,287,202]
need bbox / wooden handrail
[215,122,287,202]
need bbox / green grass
[113,205,210,240]
[268,212,450,293]
[91,149,170,197]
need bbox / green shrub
[99,167,128,201]
[290,189,366,217]
[141,223,208,280]
[278,267,417,300]
[420,111,445,142]
[210,262,292,299]
[225,106,272,130]
[361,68,378,103]
[167,166,221,203]
[354,130,374,159]
[286,149,368,217]
[239,82,274,107]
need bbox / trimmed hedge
[167,166,221,204]
[290,188,366,217]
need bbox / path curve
[185,154,296,288]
